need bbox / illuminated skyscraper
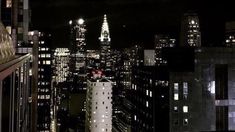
[69,18,87,91]
[180,13,201,47]
[53,48,70,83]
[85,70,113,132]
[99,15,111,72]
[28,31,53,131]
[155,35,176,66]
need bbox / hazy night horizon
[1,0,235,132]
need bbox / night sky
[30,0,235,49]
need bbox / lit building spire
[100,14,111,42]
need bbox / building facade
[127,66,169,132]
[155,34,176,66]
[69,18,87,92]
[167,47,235,132]
[53,48,70,83]
[99,15,112,73]
[85,70,112,132]
[31,31,52,132]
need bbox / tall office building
[0,21,31,132]
[225,21,235,47]
[53,48,70,83]
[29,31,53,131]
[129,45,144,66]
[0,0,30,46]
[69,18,87,91]
[127,66,169,132]
[85,70,113,132]
[155,35,176,66]
[99,15,111,72]
[180,13,201,47]
[165,47,235,132]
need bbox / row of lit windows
[174,82,188,100]
[38,60,51,65]
[39,47,49,51]
[174,106,188,113]
[146,89,153,97]
[39,54,51,58]
[38,95,50,100]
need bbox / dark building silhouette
[127,66,169,132]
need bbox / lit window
[174,83,179,100]
[6,0,12,8]
[41,54,46,58]
[134,115,137,121]
[146,90,149,96]
[183,82,188,99]
[146,101,149,107]
[183,106,188,113]
[174,94,179,100]
[183,118,188,125]
[46,54,51,58]
[150,91,152,97]
[174,106,178,112]
[46,60,51,65]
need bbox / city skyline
[31,0,235,49]
[1,1,235,132]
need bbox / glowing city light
[78,18,85,25]
[69,20,72,25]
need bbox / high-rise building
[99,15,111,72]
[225,21,235,47]
[129,45,144,66]
[155,35,176,66]
[85,70,113,132]
[165,47,235,132]
[0,0,30,46]
[180,13,201,47]
[53,48,70,83]
[69,18,87,91]
[29,31,53,131]
[127,66,169,132]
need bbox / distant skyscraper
[53,48,70,83]
[225,21,235,47]
[180,13,201,47]
[30,31,52,131]
[85,70,113,132]
[99,15,111,72]
[144,49,155,66]
[129,45,144,66]
[155,35,176,65]
[69,18,87,91]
